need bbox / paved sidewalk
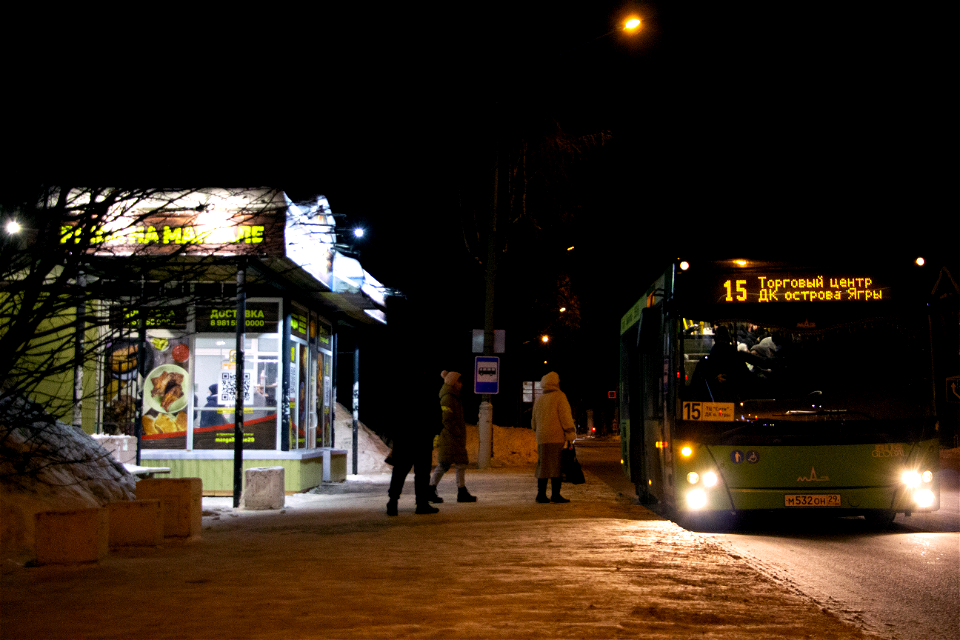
[1,446,880,639]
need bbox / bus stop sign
[475,356,500,394]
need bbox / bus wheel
[864,510,896,527]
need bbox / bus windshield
[678,315,936,443]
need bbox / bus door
[639,305,667,503]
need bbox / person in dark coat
[386,403,440,516]
[691,326,749,402]
[383,297,441,516]
[199,384,227,428]
[427,371,477,503]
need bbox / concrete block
[327,452,348,483]
[240,467,285,510]
[136,478,202,539]
[35,508,108,564]
[108,500,163,548]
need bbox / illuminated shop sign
[109,306,188,331]
[718,273,890,303]
[61,223,266,246]
[196,302,280,333]
[56,189,287,257]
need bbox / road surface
[576,438,960,640]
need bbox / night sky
[8,2,950,428]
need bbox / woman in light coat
[531,371,577,503]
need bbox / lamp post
[476,15,643,468]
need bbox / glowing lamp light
[625,18,641,30]
[915,257,925,267]
[541,335,550,343]
[353,228,365,238]
[922,470,933,483]
[702,471,718,487]
[681,446,692,457]
[5,220,21,234]
[901,470,922,488]
[687,489,707,509]
[687,472,700,484]
[913,489,935,508]
[679,261,690,271]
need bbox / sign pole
[233,260,246,508]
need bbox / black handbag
[561,444,585,484]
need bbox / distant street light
[5,221,21,234]
[591,17,644,42]
[353,228,365,239]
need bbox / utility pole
[478,145,501,469]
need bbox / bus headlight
[913,489,935,508]
[687,472,700,484]
[901,470,922,488]
[921,470,933,483]
[687,489,707,509]
[702,471,718,487]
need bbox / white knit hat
[441,370,461,386]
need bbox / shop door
[289,340,321,449]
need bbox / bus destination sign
[720,273,889,303]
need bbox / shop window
[192,336,279,450]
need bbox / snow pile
[1,395,136,560]
[332,403,393,474]
[462,423,538,467]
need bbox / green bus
[619,258,940,524]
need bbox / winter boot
[457,487,477,503]
[536,478,550,503]
[415,502,439,514]
[550,478,570,503]
[427,485,444,503]
[386,498,398,516]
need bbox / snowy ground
[4,401,953,638]
[2,437,885,639]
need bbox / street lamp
[590,17,644,42]
[476,13,646,468]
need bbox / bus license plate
[784,494,841,507]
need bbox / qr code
[220,371,252,405]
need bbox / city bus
[618,258,940,525]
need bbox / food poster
[140,331,192,449]
[101,338,141,436]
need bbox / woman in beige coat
[531,371,577,503]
